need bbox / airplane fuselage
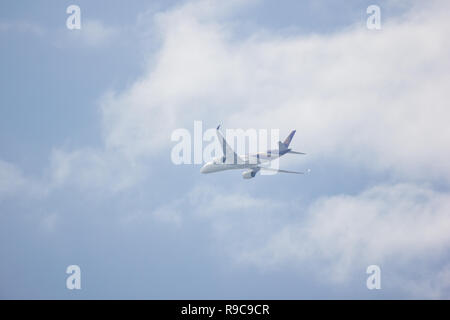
[200,149,288,174]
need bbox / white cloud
[1,18,118,49]
[77,20,117,47]
[48,148,145,192]
[152,202,183,227]
[0,20,45,36]
[10,0,446,192]
[53,19,118,49]
[96,0,450,185]
[161,182,450,298]
[238,184,450,274]
[40,212,59,232]
[0,160,46,200]
[0,160,27,197]
[2,0,450,299]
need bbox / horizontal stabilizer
[258,166,304,174]
[288,150,306,155]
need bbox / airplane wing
[258,166,305,174]
[216,125,243,164]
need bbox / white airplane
[200,125,306,179]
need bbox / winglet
[217,124,221,130]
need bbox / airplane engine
[242,168,259,179]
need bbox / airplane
[200,125,306,179]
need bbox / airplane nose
[200,162,212,173]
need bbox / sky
[1,0,450,299]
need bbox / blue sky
[1,0,450,299]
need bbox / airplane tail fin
[283,130,296,147]
[278,130,296,151]
[278,130,306,155]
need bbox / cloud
[152,202,183,227]
[247,183,450,298]
[76,20,118,47]
[9,0,446,193]
[160,182,450,298]
[48,148,145,193]
[0,160,27,197]
[96,0,450,186]
[39,212,59,232]
[238,184,450,271]
[0,160,46,200]
[1,18,119,49]
[0,20,45,36]
[53,19,119,49]
[182,184,293,258]
[3,0,450,192]
[2,0,450,299]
